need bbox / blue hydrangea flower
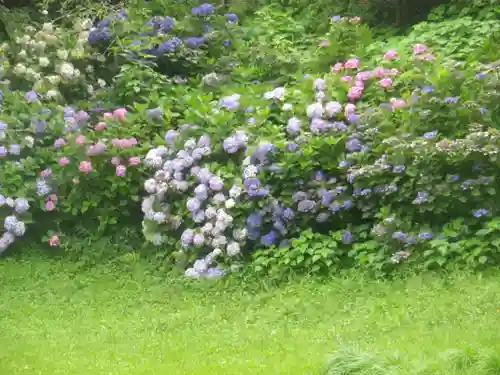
[473,209,488,218]
[342,231,353,244]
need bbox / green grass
[1,256,500,375]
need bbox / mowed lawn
[1,256,500,375]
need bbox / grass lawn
[1,256,500,375]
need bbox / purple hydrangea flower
[346,138,363,153]
[473,209,488,218]
[260,231,278,247]
[297,199,316,212]
[342,231,353,244]
[423,131,437,139]
[412,191,429,204]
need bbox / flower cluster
[0,195,30,254]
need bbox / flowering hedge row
[1,7,500,278]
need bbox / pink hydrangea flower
[111,156,121,166]
[380,78,393,89]
[356,71,372,81]
[341,76,353,83]
[48,235,60,247]
[103,112,114,120]
[40,168,52,178]
[58,157,70,167]
[128,157,141,166]
[113,108,128,122]
[349,17,361,23]
[391,98,407,109]
[75,135,86,145]
[79,161,93,173]
[348,86,364,101]
[87,142,106,156]
[116,165,126,177]
[413,44,428,55]
[95,122,107,132]
[318,41,330,47]
[373,67,387,78]
[421,53,436,61]
[54,138,66,148]
[388,68,399,76]
[344,58,360,69]
[45,200,56,212]
[354,80,365,88]
[331,63,344,74]
[49,194,58,202]
[383,50,399,61]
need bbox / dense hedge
[1,1,500,279]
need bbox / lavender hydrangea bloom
[36,180,51,196]
[209,176,224,191]
[418,232,433,240]
[286,117,301,135]
[220,94,241,111]
[26,91,38,102]
[14,198,30,214]
[0,146,7,157]
[297,199,316,212]
[165,130,179,145]
[346,138,363,152]
[423,131,437,139]
[187,198,202,212]
[342,231,353,244]
[192,3,215,16]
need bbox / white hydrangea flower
[212,236,227,247]
[144,179,157,194]
[201,222,213,233]
[38,57,50,67]
[46,90,59,99]
[227,242,241,256]
[229,185,242,199]
[243,165,259,179]
[185,268,200,279]
[307,102,324,118]
[225,198,235,209]
[59,62,75,78]
[153,212,167,223]
[6,198,14,208]
[13,64,27,75]
[233,228,248,241]
[325,101,342,117]
[205,206,217,219]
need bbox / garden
[1,0,500,373]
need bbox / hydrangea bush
[1,6,500,281]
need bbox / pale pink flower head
[347,86,364,101]
[54,138,66,148]
[79,161,93,173]
[341,76,353,83]
[48,235,60,247]
[126,138,138,147]
[349,17,361,23]
[344,103,356,117]
[75,135,86,145]
[413,44,428,55]
[390,98,407,109]
[344,58,360,69]
[58,157,70,167]
[45,200,56,212]
[379,78,393,89]
[49,194,58,202]
[103,112,114,120]
[87,141,106,156]
[356,71,372,81]
[40,168,52,178]
[95,122,107,132]
[113,108,128,122]
[373,67,387,78]
[111,156,121,166]
[75,110,89,122]
[116,165,126,177]
[111,138,122,148]
[383,50,399,61]
[128,157,141,166]
[354,80,365,88]
[319,41,330,47]
[331,63,344,74]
